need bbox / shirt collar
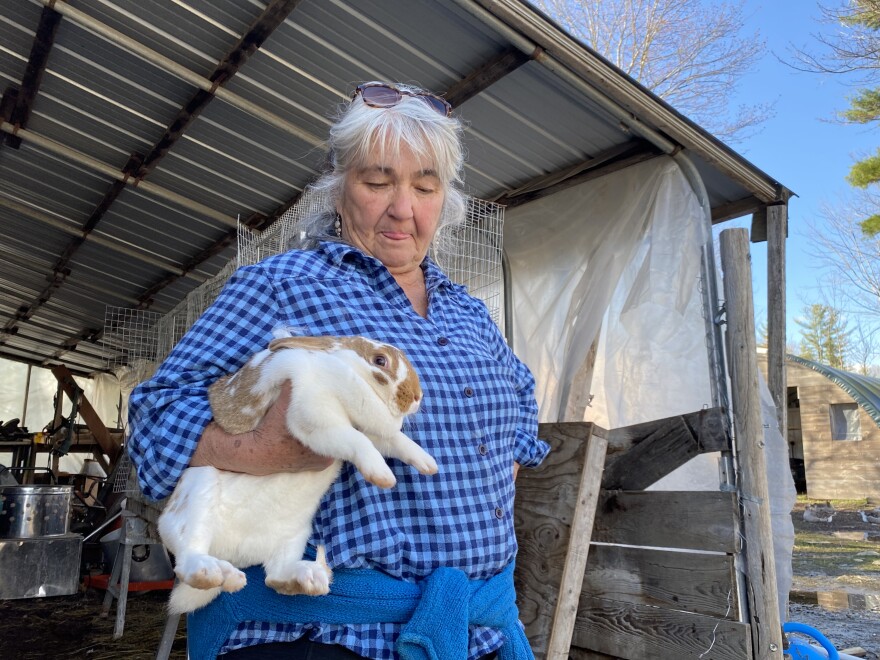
[317,241,455,292]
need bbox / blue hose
[782,622,840,660]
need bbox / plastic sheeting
[760,370,798,621]
[505,156,711,427]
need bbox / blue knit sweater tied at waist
[187,560,534,660]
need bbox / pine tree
[803,1,880,234]
[796,303,850,368]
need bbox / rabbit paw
[356,453,397,489]
[175,554,247,592]
[401,446,438,476]
[266,559,332,596]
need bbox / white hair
[292,82,467,257]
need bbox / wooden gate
[514,409,754,659]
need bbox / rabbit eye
[372,354,388,367]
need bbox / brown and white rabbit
[157,333,437,614]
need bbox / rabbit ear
[268,336,337,352]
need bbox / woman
[128,82,549,659]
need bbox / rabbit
[157,333,438,614]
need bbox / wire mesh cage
[436,197,505,326]
[238,190,505,322]
[102,307,163,385]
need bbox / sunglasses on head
[353,83,452,117]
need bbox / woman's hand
[191,382,334,475]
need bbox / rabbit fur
[157,334,437,614]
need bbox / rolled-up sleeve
[127,265,281,500]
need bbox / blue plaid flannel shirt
[128,241,549,658]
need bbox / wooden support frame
[766,203,788,439]
[545,427,608,660]
[50,365,120,471]
[719,228,784,660]
[602,406,728,490]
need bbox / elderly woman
[128,82,549,660]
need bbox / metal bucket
[0,485,73,539]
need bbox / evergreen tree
[798,1,880,234]
[796,303,851,368]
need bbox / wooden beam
[36,1,304,353]
[50,365,119,471]
[445,46,533,108]
[136,0,305,177]
[719,229,784,660]
[546,427,608,660]
[592,490,738,552]
[751,206,768,242]
[766,203,788,439]
[0,86,18,153]
[514,422,606,655]
[494,144,661,208]
[711,196,765,226]
[602,406,729,489]
[5,6,61,149]
[572,596,752,660]
[0,348,99,378]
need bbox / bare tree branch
[533,0,772,142]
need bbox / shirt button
[494,507,504,519]
[464,387,474,397]
[437,336,449,346]
[478,444,488,456]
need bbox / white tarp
[505,156,711,428]
[505,155,795,617]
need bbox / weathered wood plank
[605,406,729,457]
[546,429,608,660]
[592,491,737,552]
[514,422,604,657]
[571,596,752,660]
[602,407,729,489]
[584,544,739,620]
[569,648,619,660]
[766,204,788,439]
[720,229,784,660]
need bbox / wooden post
[50,365,119,470]
[546,428,608,659]
[719,229,784,660]
[766,204,788,440]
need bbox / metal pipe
[0,195,204,280]
[38,0,324,148]
[21,364,32,427]
[0,121,237,227]
[673,152,737,491]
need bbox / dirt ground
[0,499,876,659]
[788,498,880,660]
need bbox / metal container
[0,485,73,539]
[0,534,82,599]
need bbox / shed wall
[787,362,880,500]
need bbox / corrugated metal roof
[788,354,880,429]
[0,0,792,377]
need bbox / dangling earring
[334,212,342,238]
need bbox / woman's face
[338,143,445,278]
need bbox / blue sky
[720,1,871,345]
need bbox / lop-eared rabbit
[157,334,438,614]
